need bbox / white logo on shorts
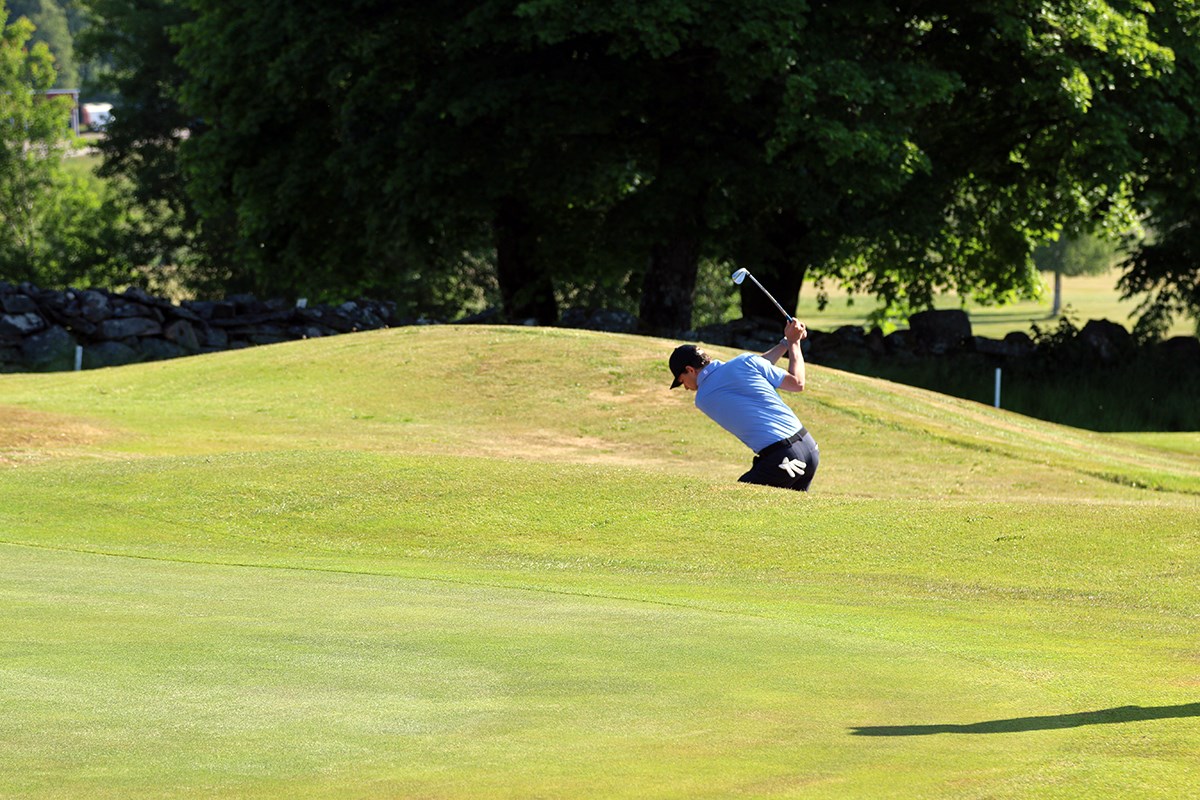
[778,457,807,478]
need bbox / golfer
[669,319,819,491]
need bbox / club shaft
[746,274,793,321]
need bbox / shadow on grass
[850,702,1200,736]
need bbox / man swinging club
[669,318,819,491]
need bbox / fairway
[2,326,1198,798]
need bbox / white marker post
[74,345,83,372]
[994,367,1001,409]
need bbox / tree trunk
[1051,269,1063,317]
[495,198,558,324]
[638,233,700,335]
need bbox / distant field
[1,327,1198,798]
[61,151,102,180]
[797,270,1197,339]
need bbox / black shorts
[739,429,820,492]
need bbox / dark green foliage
[177,1,421,301]
[8,0,78,88]
[75,0,233,297]
[1112,2,1200,338]
[48,0,1197,337]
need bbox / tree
[167,0,1180,330]
[177,1,646,318]
[7,0,78,89]
[0,10,78,278]
[0,9,130,287]
[1034,233,1123,317]
[75,0,232,296]
[756,1,1169,327]
[176,0,412,302]
[1115,1,1200,338]
[423,1,1173,332]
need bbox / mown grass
[2,326,1198,798]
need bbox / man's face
[677,366,700,391]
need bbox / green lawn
[798,270,1197,339]
[2,327,1198,798]
[61,151,102,180]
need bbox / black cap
[668,344,706,389]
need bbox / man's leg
[739,435,819,491]
[791,434,819,491]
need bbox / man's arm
[762,320,807,364]
[761,338,788,365]
[777,319,806,392]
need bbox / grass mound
[1,326,1197,798]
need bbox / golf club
[731,268,793,322]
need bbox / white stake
[994,367,1001,408]
[74,345,83,372]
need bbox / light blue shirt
[694,354,803,453]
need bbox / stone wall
[0,282,401,372]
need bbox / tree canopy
[23,0,1200,336]
[7,0,78,89]
[0,6,136,289]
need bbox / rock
[315,309,357,333]
[182,300,213,319]
[122,286,159,306]
[163,319,201,351]
[169,304,203,323]
[248,333,290,345]
[211,301,237,320]
[1079,319,1133,362]
[865,327,887,356]
[201,325,228,349]
[229,293,266,315]
[884,329,912,353]
[2,293,38,314]
[908,309,972,354]
[110,299,156,320]
[1158,335,1200,365]
[0,345,20,370]
[973,336,1010,357]
[455,307,502,325]
[98,316,162,339]
[83,340,142,369]
[1002,331,1036,357]
[1,312,46,335]
[208,309,292,328]
[75,289,112,323]
[832,325,867,345]
[78,290,113,322]
[65,317,98,338]
[559,307,638,333]
[140,337,187,361]
[358,308,385,329]
[21,326,77,371]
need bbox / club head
[731,268,748,285]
